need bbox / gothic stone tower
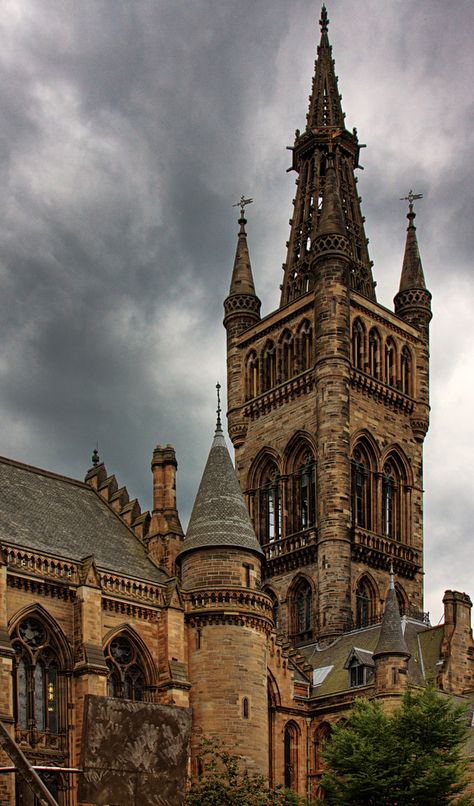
[224,6,431,645]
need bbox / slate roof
[374,578,410,658]
[0,456,167,584]
[177,424,263,559]
[301,617,441,698]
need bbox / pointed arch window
[281,332,295,382]
[352,319,365,370]
[284,722,299,790]
[351,446,373,530]
[382,459,401,540]
[368,329,380,378]
[262,341,277,392]
[257,464,282,544]
[299,321,313,372]
[11,617,63,737]
[314,723,331,773]
[291,578,313,641]
[401,346,412,395]
[105,635,146,701]
[385,338,396,387]
[296,452,316,532]
[395,584,408,617]
[245,350,259,400]
[264,588,280,630]
[356,577,376,628]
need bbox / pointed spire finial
[389,561,395,590]
[216,382,222,432]
[320,4,329,33]
[91,444,100,467]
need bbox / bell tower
[224,5,431,646]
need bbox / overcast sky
[0,0,472,624]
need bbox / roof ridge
[0,455,89,488]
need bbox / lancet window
[290,578,313,641]
[298,320,313,372]
[355,577,377,628]
[245,350,259,400]
[264,588,280,630]
[105,635,146,701]
[381,458,403,541]
[256,462,282,544]
[368,328,381,378]
[401,346,412,396]
[352,318,365,370]
[385,338,396,387]
[262,341,277,392]
[314,723,331,772]
[280,331,295,382]
[284,722,299,790]
[11,616,63,736]
[351,445,373,530]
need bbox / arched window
[281,331,295,382]
[351,443,374,530]
[284,722,299,791]
[382,458,402,540]
[242,697,249,719]
[11,616,64,737]
[258,462,282,544]
[401,346,412,395]
[105,635,146,701]
[314,722,331,772]
[395,584,408,616]
[352,319,365,370]
[291,578,312,641]
[368,329,381,378]
[385,338,396,387]
[245,350,259,400]
[298,320,313,372]
[297,453,316,532]
[262,341,277,392]
[355,577,377,628]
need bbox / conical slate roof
[373,573,410,659]
[177,422,263,559]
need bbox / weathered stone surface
[78,695,191,806]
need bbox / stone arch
[400,345,413,395]
[313,720,332,772]
[102,624,157,697]
[261,339,277,391]
[395,582,409,616]
[380,445,412,542]
[283,719,301,791]
[262,586,280,631]
[9,603,72,668]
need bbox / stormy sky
[0,0,472,624]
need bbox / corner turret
[373,571,411,695]
[394,193,432,337]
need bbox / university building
[0,6,473,805]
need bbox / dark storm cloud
[0,0,472,621]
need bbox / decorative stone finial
[320,5,329,33]
[400,189,423,226]
[92,447,100,467]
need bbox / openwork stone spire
[280,5,375,306]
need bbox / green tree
[185,738,311,806]
[321,686,472,805]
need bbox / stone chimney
[146,444,184,575]
[438,590,474,694]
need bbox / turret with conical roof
[394,195,432,336]
[224,205,261,449]
[179,400,272,774]
[373,571,411,695]
[280,5,375,306]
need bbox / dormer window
[344,648,374,688]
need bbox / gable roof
[0,456,167,584]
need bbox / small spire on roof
[216,382,222,433]
[320,4,329,33]
[389,561,395,589]
[92,446,100,467]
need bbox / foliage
[321,686,472,805]
[185,738,312,806]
